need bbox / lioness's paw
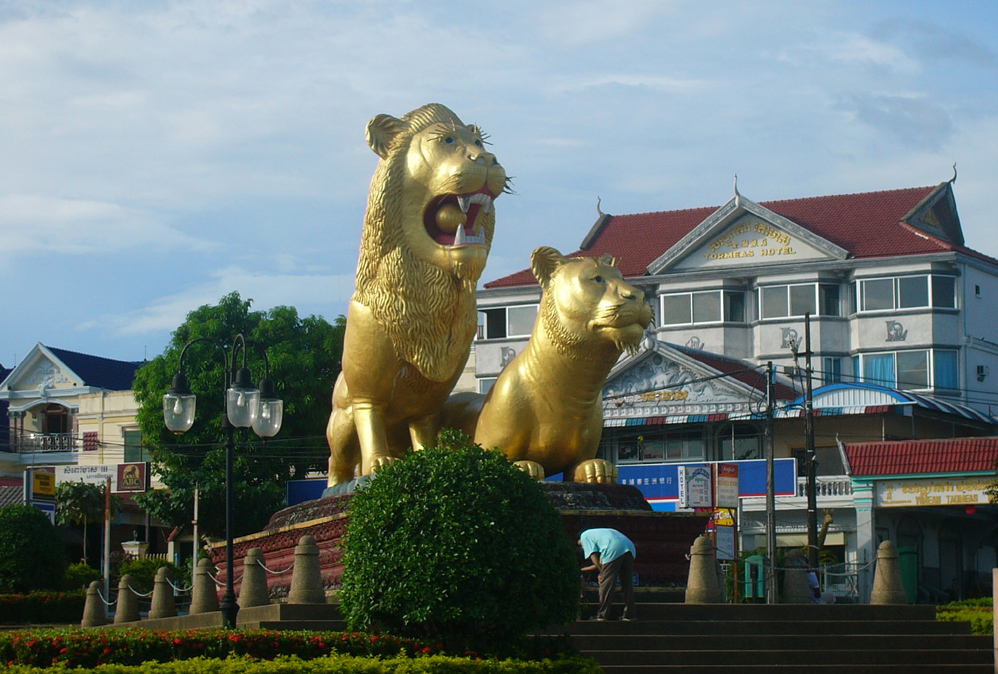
[513,460,546,480]
[573,460,618,484]
[368,455,397,473]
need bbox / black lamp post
[162,334,282,628]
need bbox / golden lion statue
[327,104,507,486]
[441,247,652,483]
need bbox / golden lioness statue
[441,246,652,483]
[327,104,507,486]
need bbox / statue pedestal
[209,483,707,598]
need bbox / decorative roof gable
[647,191,849,274]
[601,339,796,423]
[0,343,142,404]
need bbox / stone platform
[209,483,708,598]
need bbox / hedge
[1,652,602,674]
[936,597,993,636]
[0,591,85,625]
[0,629,578,669]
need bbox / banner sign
[56,463,149,494]
[679,465,713,509]
[716,525,736,560]
[716,463,740,508]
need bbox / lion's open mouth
[424,188,494,247]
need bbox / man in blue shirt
[579,528,636,621]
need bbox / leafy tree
[0,504,68,592]
[55,481,121,565]
[133,292,345,538]
[339,430,579,648]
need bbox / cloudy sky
[1,0,996,366]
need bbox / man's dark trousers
[598,551,635,620]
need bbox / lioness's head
[361,103,507,285]
[532,247,653,359]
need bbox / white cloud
[0,194,217,254]
[101,266,355,337]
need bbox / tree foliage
[339,430,580,645]
[133,292,345,538]
[0,504,67,593]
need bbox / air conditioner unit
[783,365,801,377]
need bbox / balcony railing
[9,433,80,453]
[796,475,853,498]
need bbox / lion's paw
[513,460,546,481]
[573,460,618,484]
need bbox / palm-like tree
[55,482,118,565]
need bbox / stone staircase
[136,595,992,673]
[567,596,993,673]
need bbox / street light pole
[163,334,282,630]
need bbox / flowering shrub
[0,629,412,668]
[2,652,603,673]
[0,591,85,625]
[0,628,580,669]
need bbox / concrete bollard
[238,548,270,608]
[114,574,141,624]
[81,580,107,628]
[148,566,177,619]
[871,540,908,605]
[781,550,812,604]
[189,559,220,615]
[686,535,723,603]
[288,535,326,604]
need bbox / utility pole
[765,361,777,604]
[804,313,818,569]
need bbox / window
[717,424,762,461]
[123,429,151,463]
[612,430,705,463]
[478,304,538,339]
[662,291,745,325]
[852,349,959,391]
[858,275,957,312]
[760,283,839,319]
[822,357,842,385]
[933,276,956,308]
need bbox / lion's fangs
[457,193,494,215]
[454,223,486,246]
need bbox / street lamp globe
[163,373,196,433]
[252,376,283,438]
[226,366,260,428]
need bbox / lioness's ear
[531,247,565,289]
[367,114,407,159]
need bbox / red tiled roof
[845,436,998,477]
[486,185,989,288]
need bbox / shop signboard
[876,476,991,507]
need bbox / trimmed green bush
[339,432,580,648]
[63,563,102,591]
[0,591,85,625]
[119,558,180,593]
[0,505,67,593]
